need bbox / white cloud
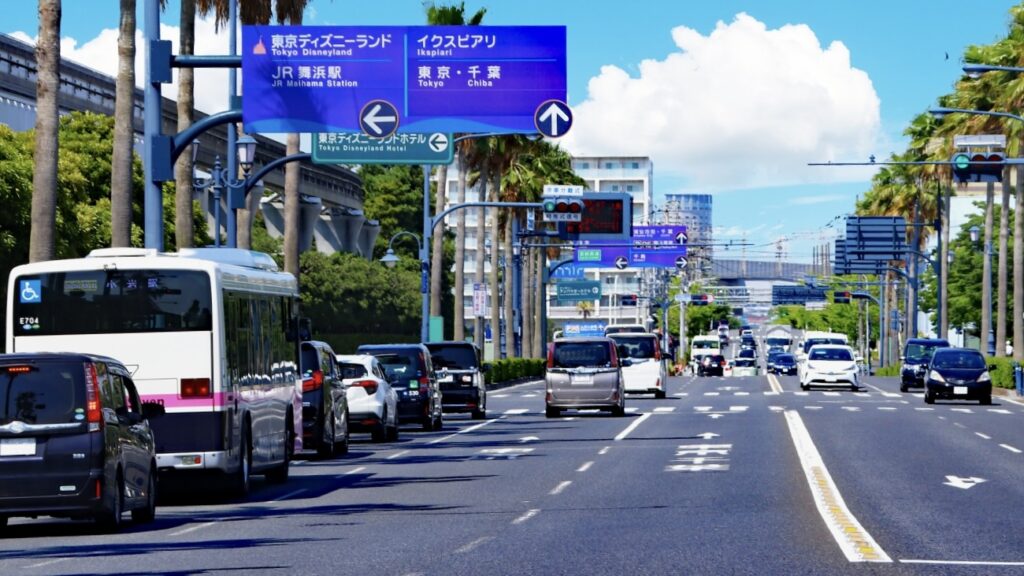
[714,224,765,238]
[561,13,881,191]
[789,193,846,205]
[12,14,236,116]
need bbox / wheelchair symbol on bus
[19,280,41,304]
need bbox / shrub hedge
[483,358,546,385]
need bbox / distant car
[731,357,758,377]
[604,324,647,336]
[771,353,798,376]
[426,341,488,419]
[299,341,350,458]
[337,354,399,443]
[717,325,730,346]
[356,344,443,431]
[800,345,859,390]
[740,336,757,351]
[924,348,992,405]
[699,354,728,377]
[0,353,165,531]
[610,333,668,397]
[900,338,950,392]
[737,348,757,361]
[545,338,626,417]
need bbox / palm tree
[577,301,593,319]
[110,0,135,248]
[276,1,310,276]
[29,0,61,262]
[173,0,197,249]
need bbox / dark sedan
[924,348,992,405]
[771,353,798,376]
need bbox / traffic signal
[951,151,1004,183]
[541,196,584,222]
[833,291,851,304]
[620,294,638,306]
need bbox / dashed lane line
[784,410,891,563]
[549,480,572,495]
[170,521,218,537]
[386,450,409,460]
[503,409,529,416]
[272,488,307,502]
[512,509,540,525]
[976,432,992,440]
[614,413,652,441]
[25,558,70,569]
[454,536,494,554]
[335,466,367,479]
[901,560,1024,567]
[653,406,676,413]
[1000,444,1022,454]
[428,419,496,445]
[577,461,594,472]
[598,446,611,455]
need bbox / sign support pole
[512,217,522,357]
[225,0,239,247]
[420,165,431,343]
[143,0,163,250]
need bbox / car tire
[899,383,908,393]
[371,415,387,442]
[96,472,124,532]
[800,383,809,391]
[545,405,561,418]
[981,395,992,406]
[318,420,336,458]
[335,417,350,456]
[132,468,157,524]
[433,412,443,431]
[924,390,935,404]
[471,406,486,420]
[654,390,666,399]
[386,410,400,442]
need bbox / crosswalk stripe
[503,409,529,415]
[653,406,676,413]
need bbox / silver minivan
[545,338,627,418]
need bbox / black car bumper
[440,387,482,413]
[901,370,925,387]
[397,396,431,423]
[926,381,991,400]
[0,472,105,519]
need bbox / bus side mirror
[287,317,313,342]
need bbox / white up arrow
[363,103,397,136]
[943,475,986,489]
[538,102,569,137]
[696,432,720,440]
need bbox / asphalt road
[2,373,1024,575]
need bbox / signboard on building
[242,25,567,134]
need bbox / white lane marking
[170,521,218,537]
[335,465,367,480]
[842,407,861,412]
[988,409,1012,415]
[735,391,750,396]
[387,450,410,460]
[492,394,509,398]
[823,391,840,397]
[291,460,306,466]
[976,432,992,440]
[478,448,533,460]
[767,373,783,394]
[503,409,529,416]
[654,406,676,413]
[805,406,823,410]
[864,382,888,394]
[1000,444,1023,454]
[577,461,594,472]
[273,488,307,501]
[878,407,897,411]
[783,410,891,563]
[673,392,689,397]
[953,423,967,429]
[694,406,712,412]
[626,407,640,414]
[764,391,781,396]
[901,560,1024,566]
[428,419,496,445]
[795,391,809,396]
[454,536,494,553]
[499,379,546,391]
[26,558,70,568]
[769,406,785,412]
[704,392,720,396]
[598,446,611,455]
[729,406,748,412]
[881,392,901,398]
[614,412,652,441]
[915,407,935,411]
[951,408,973,414]
[512,509,540,525]
[549,480,572,495]
[521,393,538,398]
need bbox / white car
[799,345,860,391]
[609,333,668,398]
[337,354,400,442]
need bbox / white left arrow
[538,103,569,137]
[943,475,986,489]
[363,103,396,135]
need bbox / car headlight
[929,370,945,383]
[978,371,991,383]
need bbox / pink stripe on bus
[141,393,226,409]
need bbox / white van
[689,335,721,372]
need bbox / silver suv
[545,338,628,418]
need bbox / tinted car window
[776,354,796,364]
[932,351,986,370]
[338,362,368,379]
[427,345,478,369]
[1,362,83,425]
[905,342,946,363]
[372,352,422,380]
[13,270,212,336]
[738,349,756,359]
[609,335,656,359]
[553,342,611,368]
[300,346,320,375]
[802,338,830,353]
[809,348,853,361]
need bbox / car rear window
[809,348,853,361]
[932,351,986,370]
[553,342,611,368]
[777,354,795,363]
[365,350,424,380]
[427,345,478,369]
[609,335,657,359]
[1,362,83,425]
[905,342,947,363]
[338,362,368,379]
[738,349,755,358]
[300,346,320,373]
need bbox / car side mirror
[988,365,995,372]
[141,401,165,420]
[621,358,633,367]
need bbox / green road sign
[313,132,454,165]
[577,249,603,262]
[555,280,602,304]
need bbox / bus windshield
[692,339,719,350]
[12,270,212,336]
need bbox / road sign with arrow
[534,100,573,138]
[312,130,454,165]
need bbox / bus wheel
[227,427,251,498]
[265,419,292,484]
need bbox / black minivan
[356,344,443,431]
[0,353,164,530]
[426,341,488,419]
[299,341,350,459]
[900,338,950,392]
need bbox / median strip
[784,410,891,563]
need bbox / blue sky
[5,1,1019,261]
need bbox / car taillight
[302,370,324,392]
[654,345,662,361]
[419,376,430,395]
[353,378,378,395]
[547,343,555,368]
[83,362,102,427]
[181,378,212,398]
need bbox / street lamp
[191,137,258,248]
[969,224,996,356]
[379,231,430,343]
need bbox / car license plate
[571,374,593,385]
[826,376,837,382]
[954,386,968,395]
[0,438,35,456]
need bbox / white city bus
[5,247,301,495]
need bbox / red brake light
[302,370,324,392]
[547,343,555,368]
[353,379,379,395]
[418,376,430,394]
[3,366,32,374]
[654,344,662,361]
[610,344,619,368]
[181,378,212,398]
[83,362,102,425]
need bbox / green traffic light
[544,199,556,212]
[952,153,971,170]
